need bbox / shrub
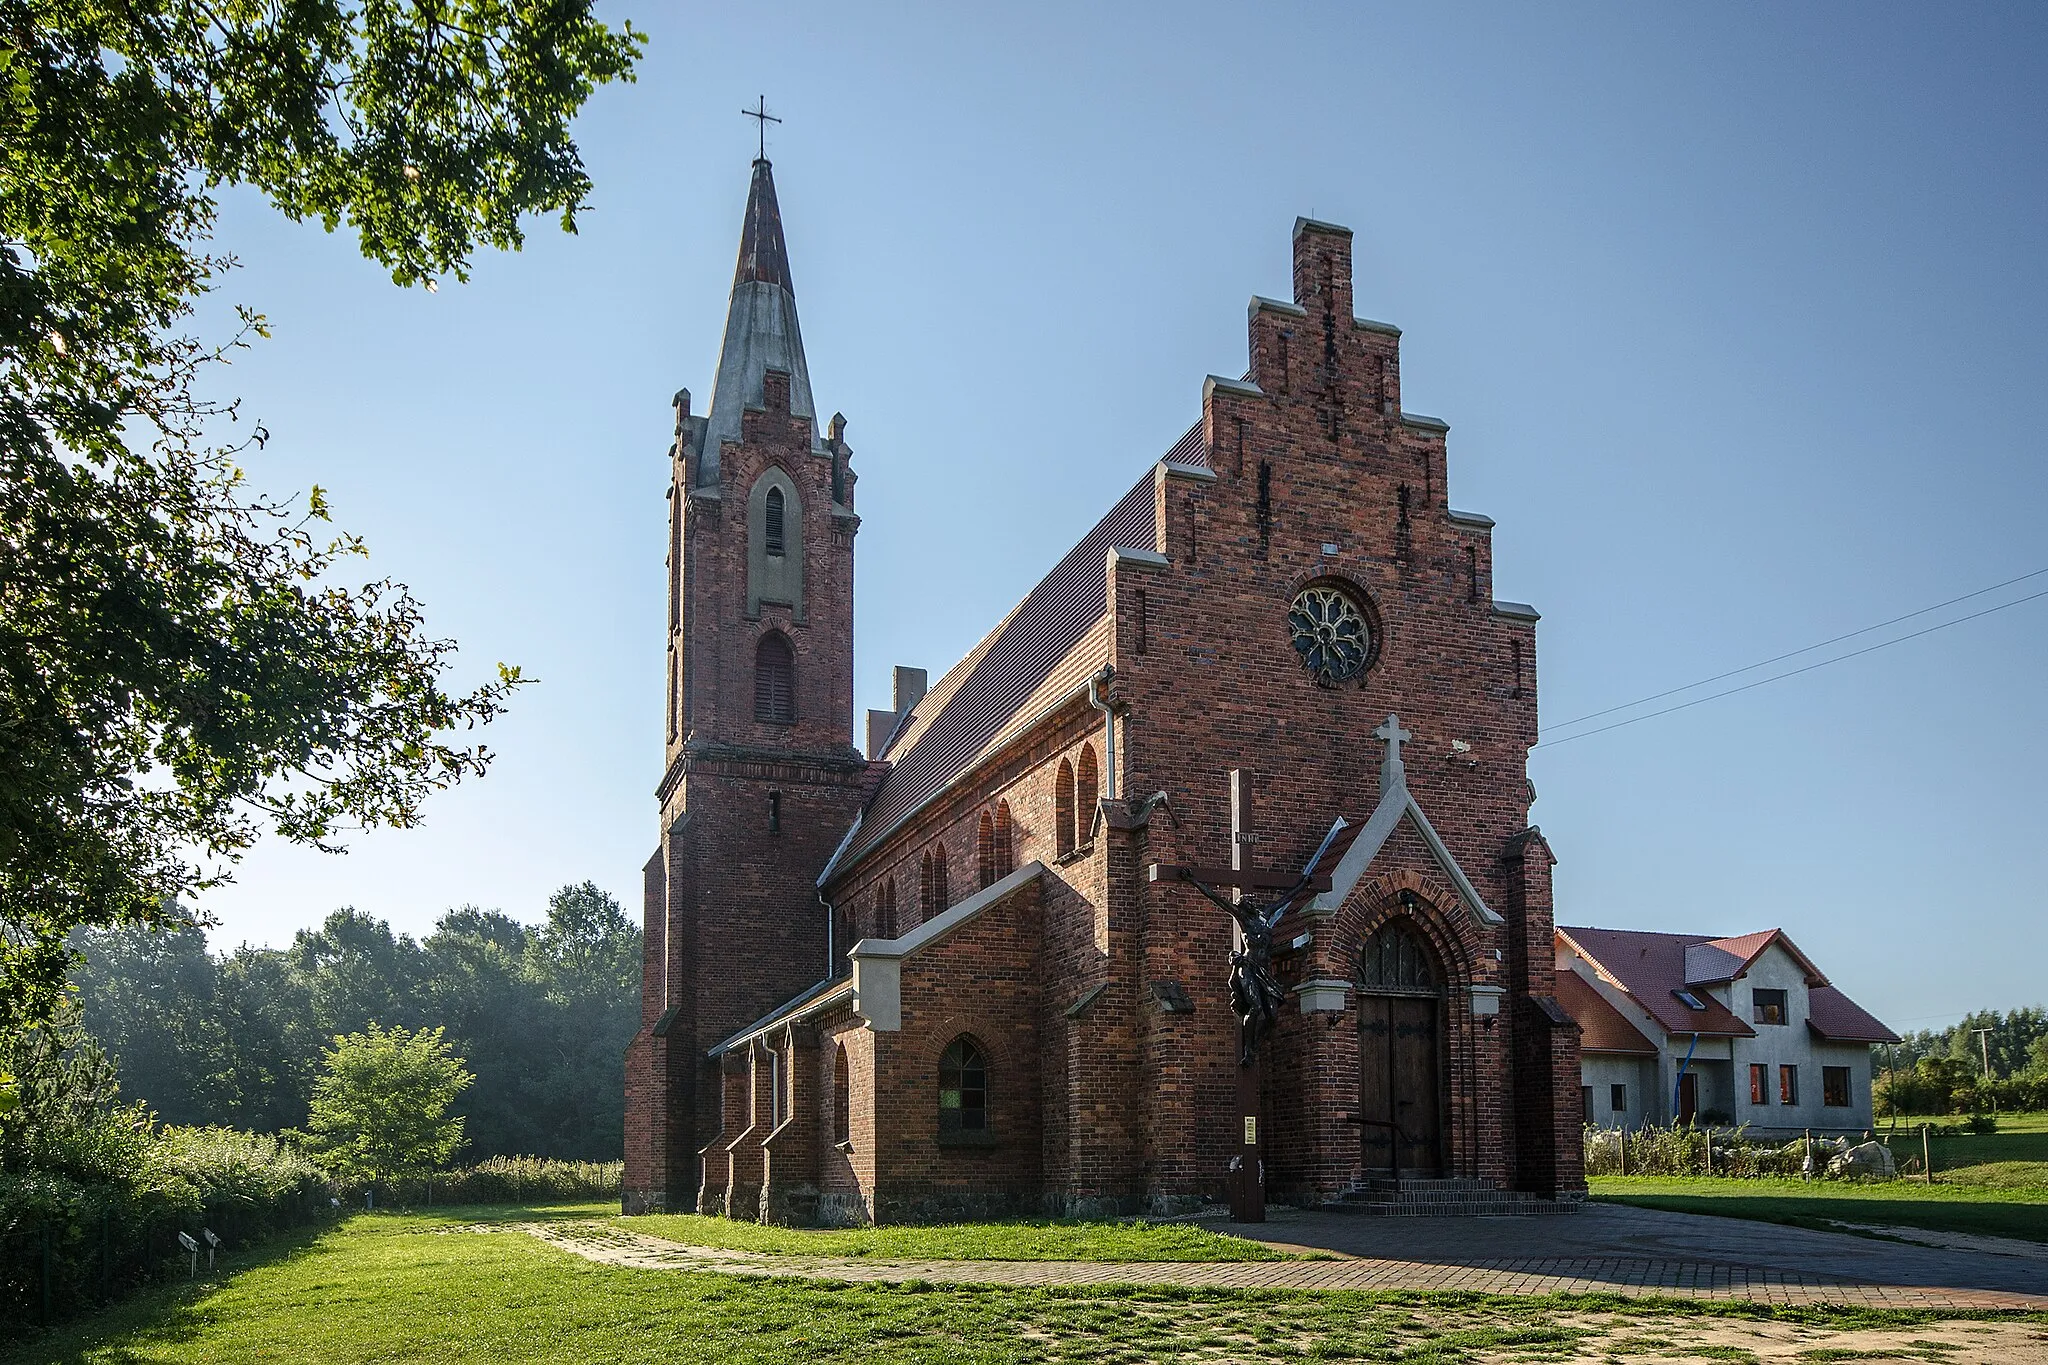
[381,1156,622,1206]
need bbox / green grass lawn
[9,1207,2028,1365]
[620,1212,1292,1260]
[1590,1176,2048,1243]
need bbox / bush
[379,1156,622,1206]
[1583,1124,1882,1180]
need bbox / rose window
[1288,586,1372,684]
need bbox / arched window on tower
[977,811,996,889]
[932,844,949,910]
[754,632,795,724]
[1075,744,1099,847]
[994,800,1014,878]
[1055,760,1076,859]
[764,485,786,557]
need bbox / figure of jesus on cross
[1149,769,1346,1220]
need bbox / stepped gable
[838,424,1208,867]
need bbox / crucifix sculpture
[1148,769,1343,1221]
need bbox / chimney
[866,709,898,760]
[892,666,927,714]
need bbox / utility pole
[1971,1027,1996,1114]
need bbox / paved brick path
[514,1221,2048,1312]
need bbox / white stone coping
[1491,601,1541,622]
[1399,411,1450,433]
[1110,547,1169,573]
[1204,374,1266,400]
[1469,984,1506,1016]
[1447,508,1496,529]
[1294,978,1352,1013]
[850,862,1045,1032]
[1161,460,1219,483]
[1249,294,1309,319]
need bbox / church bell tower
[624,152,867,1214]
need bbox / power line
[1534,586,2048,750]
[1547,566,2048,733]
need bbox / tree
[304,1023,472,1187]
[0,2,644,1036]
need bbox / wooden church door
[1357,920,1446,1177]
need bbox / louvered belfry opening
[764,485,786,557]
[754,632,796,724]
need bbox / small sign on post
[177,1231,199,1278]
[203,1228,221,1271]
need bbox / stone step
[1326,1199,1582,1217]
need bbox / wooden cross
[742,96,782,160]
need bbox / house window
[754,633,796,724]
[1753,988,1788,1025]
[938,1036,987,1134]
[833,1045,851,1146]
[1054,759,1076,859]
[1581,1086,1594,1123]
[1675,990,1707,1011]
[1823,1066,1851,1108]
[1779,1064,1799,1106]
[768,789,782,833]
[1609,1084,1627,1113]
[764,485,786,557]
[1750,1064,1769,1105]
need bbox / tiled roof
[1807,985,1900,1044]
[1685,929,1828,987]
[1554,970,1659,1056]
[1557,926,1756,1039]
[833,423,1209,871]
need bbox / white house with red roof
[1555,926,1898,1136]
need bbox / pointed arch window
[1055,760,1076,859]
[938,1036,988,1135]
[879,878,897,938]
[1075,744,1099,845]
[1360,920,1441,994]
[754,632,795,724]
[765,485,786,557]
[994,800,1014,878]
[833,1044,851,1146]
[927,844,948,912]
[977,811,996,889]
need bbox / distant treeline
[1888,1008,2048,1081]
[69,883,641,1161]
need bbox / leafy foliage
[304,1024,472,1186]
[0,1,643,1036]
[71,883,640,1158]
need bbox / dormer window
[1752,988,1788,1025]
[1675,990,1707,1011]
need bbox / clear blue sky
[197,3,2048,1035]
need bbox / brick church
[623,154,1585,1223]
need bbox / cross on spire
[742,96,781,162]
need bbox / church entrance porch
[1355,920,1447,1178]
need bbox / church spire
[700,156,816,480]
